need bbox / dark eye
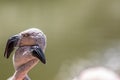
[22,33,30,37]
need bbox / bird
[4,28,47,80]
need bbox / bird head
[4,28,47,80]
[4,28,47,64]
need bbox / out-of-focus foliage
[0,0,120,80]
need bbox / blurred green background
[0,0,120,80]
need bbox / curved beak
[31,46,46,64]
[4,35,19,58]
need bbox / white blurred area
[55,45,120,80]
[73,67,120,80]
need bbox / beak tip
[43,61,46,64]
[41,59,46,64]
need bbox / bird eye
[22,33,30,37]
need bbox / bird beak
[4,35,19,58]
[31,46,46,64]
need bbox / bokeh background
[0,0,120,80]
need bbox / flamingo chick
[4,28,47,80]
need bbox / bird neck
[12,71,27,80]
[11,59,39,80]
